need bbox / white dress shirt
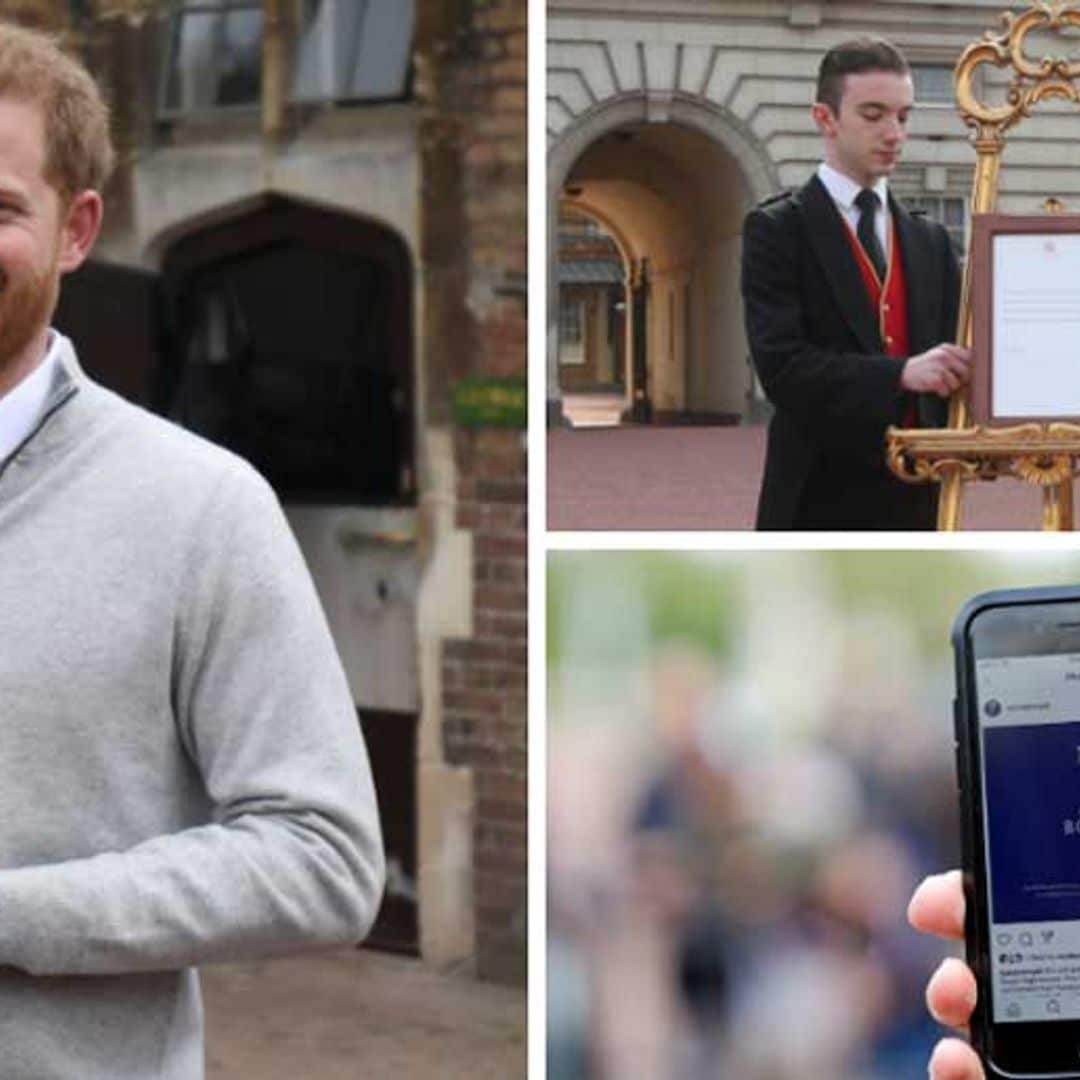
[0,330,63,463]
[817,162,891,260]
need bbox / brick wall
[417,0,527,985]
[443,428,527,984]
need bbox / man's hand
[908,870,985,1079]
[900,345,973,398]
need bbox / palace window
[292,0,415,103]
[160,1,263,114]
[560,298,584,346]
[911,64,954,105]
[160,0,414,117]
[559,297,586,366]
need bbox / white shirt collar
[817,162,889,213]
[0,330,64,462]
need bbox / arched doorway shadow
[548,95,778,425]
[160,195,414,504]
[58,196,416,503]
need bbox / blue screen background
[985,720,1080,923]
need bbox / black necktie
[855,188,887,282]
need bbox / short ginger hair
[0,20,114,200]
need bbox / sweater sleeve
[0,462,385,976]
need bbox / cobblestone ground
[203,950,526,1079]
[548,423,1058,531]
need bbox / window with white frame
[559,296,586,366]
[912,64,954,105]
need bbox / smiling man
[741,37,972,531]
[0,21,383,1080]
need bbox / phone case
[951,585,1080,1079]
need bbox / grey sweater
[0,337,385,1078]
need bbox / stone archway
[548,94,778,426]
[159,195,414,498]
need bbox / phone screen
[976,650,1080,1025]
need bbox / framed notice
[972,214,1080,424]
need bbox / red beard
[0,253,58,372]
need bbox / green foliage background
[548,550,1080,714]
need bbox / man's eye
[861,110,883,121]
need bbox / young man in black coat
[741,37,972,530]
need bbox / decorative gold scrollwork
[1012,454,1077,485]
[886,438,985,485]
[886,4,1080,528]
[903,456,986,485]
[957,3,1080,136]
[887,422,1080,490]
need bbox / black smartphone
[954,586,1080,1077]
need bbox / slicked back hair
[816,37,910,115]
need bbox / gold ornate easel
[886,1,1080,530]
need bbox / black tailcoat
[741,174,961,530]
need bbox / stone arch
[154,193,414,501]
[143,190,416,273]
[563,198,635,274]
[548,93,779,207]
[548,93,778,424]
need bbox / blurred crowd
[548,640,960,1080]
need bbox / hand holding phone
[908,870,984,1078]
[953,587,1080,1077]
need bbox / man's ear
[811,101,837,138]
[57,189,104,275]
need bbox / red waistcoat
[842,216,909,359]
[843,215,915,424]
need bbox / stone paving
[203,949,526,1079]
[548,423,1057,532]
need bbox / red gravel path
[547,425,1056,532]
